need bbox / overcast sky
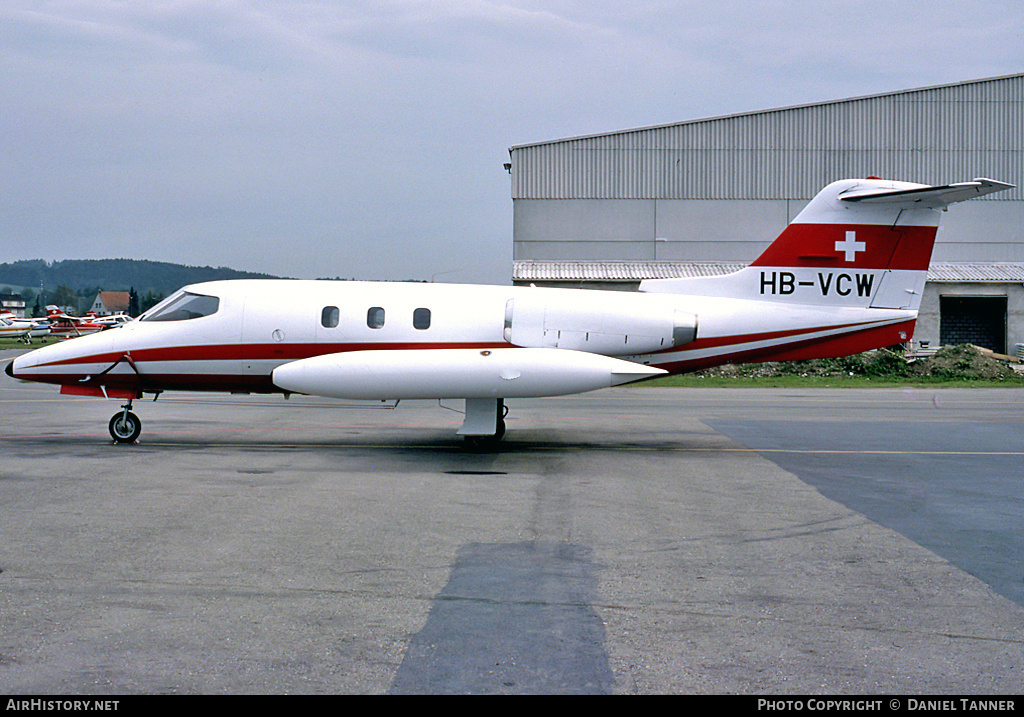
[2,1,1022,285]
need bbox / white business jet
[6,177,1013,445]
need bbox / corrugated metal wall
[510,74,1024,201]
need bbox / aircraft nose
[5,359,14,378]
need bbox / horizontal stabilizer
[839,178,1014,208]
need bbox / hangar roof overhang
[512,261,1024,284]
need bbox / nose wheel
[109,402,142,443]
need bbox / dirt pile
[695,344,1022,381]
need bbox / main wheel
[109,411,142,443]
[463,418,506,450]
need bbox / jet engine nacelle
[503,291,697,356]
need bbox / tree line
[0,259,280,317]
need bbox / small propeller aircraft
[43,306,107,338]
[0,315,33,341]
[87,312,133,328]
[1,310,53,342]
[5,177,1013,445]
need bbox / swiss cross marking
[835,230,866,262]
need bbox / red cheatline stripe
[651,319,884,354]
[33,322,887,370]
[36,322,878,369]
[33,341,512,368]
[654,319,915,372]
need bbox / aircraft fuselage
[8,278,915,399]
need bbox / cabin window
[413,307,431,330]
[321,306,339,328]
[367,307,385,329]
[141,291,219,322]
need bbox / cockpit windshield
[140,291,220,322]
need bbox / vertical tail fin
[641,177,1013,309]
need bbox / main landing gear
[109,399,142,444]
[458,398,507,449]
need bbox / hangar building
[508,73,1024,356]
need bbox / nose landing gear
[109,400,142,444]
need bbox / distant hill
[0,259,283,297]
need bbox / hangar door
[939,296,1007,353]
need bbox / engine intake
[503,291,697,356]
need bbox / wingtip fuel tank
[271,347,667,400]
